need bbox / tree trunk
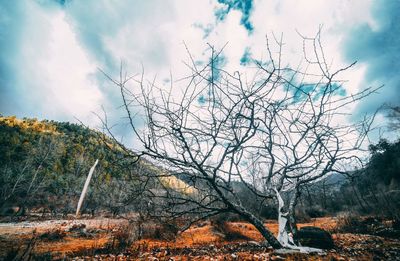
[275,188,295,247]
[205,170,283,248]
[288,186,300,239]
[76,159,99,217]
[274,188,324,253]
[235,205,282,249]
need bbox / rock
[68,223,86,232]
[248,240,261,246]
[274,249,299,255]
[296,226,334,249]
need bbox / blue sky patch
[240,47,252,66]
[210,51,227,82]
[215,0,254,34]
[289,83,347,104]
[198,95,206,105]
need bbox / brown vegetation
[1,216,399,260]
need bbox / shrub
[211,215,251,241]
[111,227,136,251]
[305,207,327,218]
[39,229,66,241]
[139,220,179,241]
[335,214,369,234]
[107,221,138,252]
[295,209,311,223]
[210,212,242,224]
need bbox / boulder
[296,226,334,249]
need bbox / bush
[211,212,242,223]
[154,222,179,241]
[211,215,251,241]
[335,214,370,234]
[295,209,311,223]
[107,221,138,252]
[140,220,179,241]
[39,229,66,241]
[305,207,327,218]
[112,227,136,251]
[259,206,278,219]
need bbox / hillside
[297,139,400,219]
[0,115,154,217]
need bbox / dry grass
[0,217,341,259]
[1,216,398,260]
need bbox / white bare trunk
[275,188,295,247]
[76,159,99,217]
[274,188,323,253]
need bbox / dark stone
[392,219,400,230]
[296,226,334,249]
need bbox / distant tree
[104,31,378,249]
[0,130,61,215]
[385,105,400,132]
[0,116,149,217]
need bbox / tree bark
[275,188,295,247]
[288,185,300,238]
[235,204,282,249]
[76,159,99,217]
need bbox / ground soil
[0,217,399,260]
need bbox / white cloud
[0,1,103,125]
[1,0,389,142]
[40,12,103,123]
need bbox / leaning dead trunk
[248,214,283,248]
[234,204,282,249]
[76,159,99,217]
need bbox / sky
[0,0,399,143]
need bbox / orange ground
[135,217,338,249]
[1,217,399,260]
[0,217,336,257]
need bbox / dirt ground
[0,217,399,260]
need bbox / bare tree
[384,105,400,132]
[0,136,61,215]
[103,31,379,249]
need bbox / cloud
[55,0,206,142]
[0,1,102,124]
[60,0,175,74]
[215,0,254,34]
[342,0,400,115]
[192,23,215,39]
[1,0,393,144]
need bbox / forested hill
[0,115,149,216]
